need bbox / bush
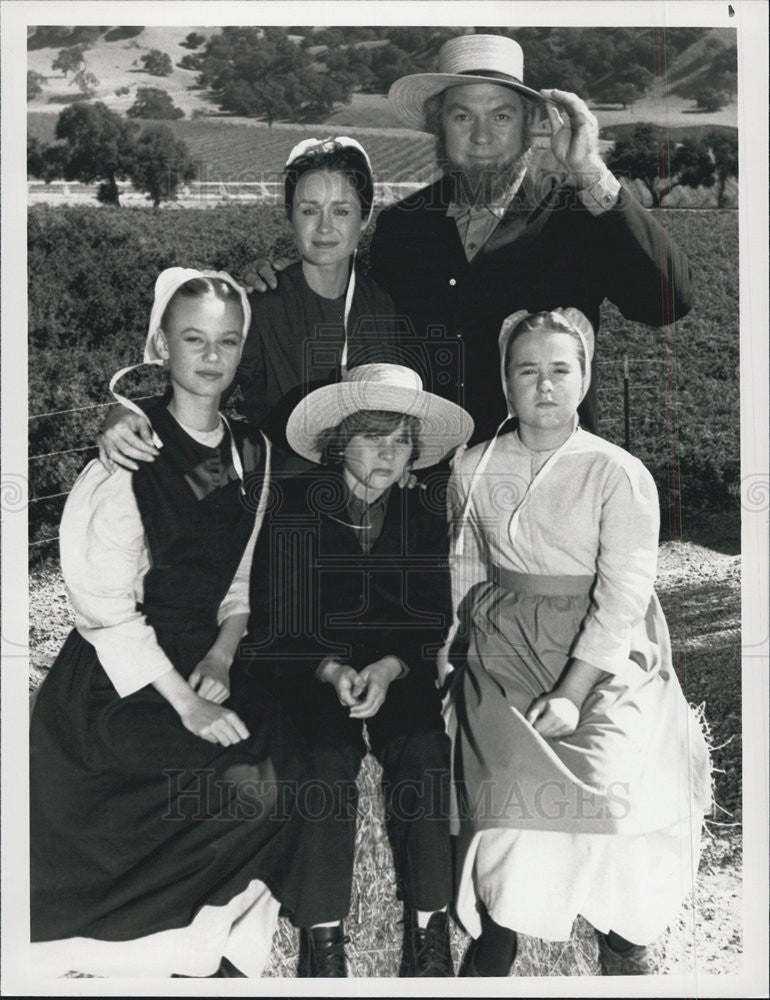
[27,204,738,546]
[104,26,145,43]
[180,31,205,50]
[28,70,46,101]
[695,87,729,112]
[127,86,185,120]
[140,49,173,77]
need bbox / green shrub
[28,204,738,551]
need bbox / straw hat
[389,34,543,132]
[286,364,474,469]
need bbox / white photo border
[3,2,767,996]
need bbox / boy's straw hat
[286,363,474,469]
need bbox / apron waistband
[492,566,594,596]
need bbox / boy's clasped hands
[318,657,404,718]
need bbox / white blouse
[59,459,261,699]
[448,427,660,674]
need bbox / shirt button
[449,278,456,286]
[469,242,477,250]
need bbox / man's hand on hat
[98,407,160,473]
[540,89,607,192]
[240,257,295,294]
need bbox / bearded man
[369,33,693,442]
[100,32,693,461]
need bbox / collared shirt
[344,486,391,554]
[447,164,622,261]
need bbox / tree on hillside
[181,32,205,50]
[27,137,67,181]
[128,124,196,207]
[596,82,640,110]
[368,43,416,92]
[71,67,99,97]
[27,70,46,101]
[706,129,738,208]
[53,102,138,205]
[141,49,173,77]
[594,63,654,108]
[52,44,86,77]
[605,124,729,207]
[694,87,729,112]
[104,26,145,42]
[127,87,185,120]
[321,45,372,94]
[178,54,201,72]
[190,27,353,122]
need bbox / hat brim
[286,381,474,469]
[389,73,544,132]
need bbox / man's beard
[437,134,532,208]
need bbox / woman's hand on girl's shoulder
[99,409,160,473]
[240,257,294,294]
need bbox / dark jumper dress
[30,404,302,950]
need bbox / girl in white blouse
[446,308,711,977]
[29,269,301,978]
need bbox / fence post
[623,354,630,452]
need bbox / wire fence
[26,357,678,556]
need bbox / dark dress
[30,404,303,972]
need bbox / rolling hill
[27,25,738,131]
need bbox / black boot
[459,907,517,977]
[399,910,454,977]
[171,956,246,978]
[298,924,349,977]
[597,931,656,975]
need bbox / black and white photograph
[1,0,767,995]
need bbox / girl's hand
[348,657,402,719]
[526,692,581,738]
[179,694,250,746]
[189,654,231,705]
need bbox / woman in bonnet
[98,137,402,477]
[30,268,304,978]
[446,307,711,976]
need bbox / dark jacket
[369,174,694,443]
[243,468,453,684]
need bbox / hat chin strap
[340,250,357,375]
[109,360,165,449]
